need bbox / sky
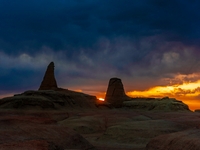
[1,0,200,110]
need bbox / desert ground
[0,107,200,150]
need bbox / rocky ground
[0,108,200,150]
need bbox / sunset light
[127,79,200,111]
[98,98,105,101]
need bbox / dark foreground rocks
[0,125,94,150]
[146,129,200,150]
[0,110,95,150]
[0,109,200,149]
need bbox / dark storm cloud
[0,0,200,54]
[1,0,200,96]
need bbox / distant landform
[0,62,190,111]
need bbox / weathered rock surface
[105,78,131,107]
[0,114,95,150]
[98,119,183,149]
[0,89,97,109]
[79,110,198,149]
[0,140,56,150]
[123,97,190,111]
[0,109,199,149]
[146,129,200,150]
[58,116,105,134]
[39,62,58,90]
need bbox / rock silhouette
[0,90,97,109]
[105,77,130,107]
[124,97,190,111]
[39,62,58,90]
[0,62,98,110]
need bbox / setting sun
[98,98,105,101]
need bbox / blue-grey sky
[1,0,200,98]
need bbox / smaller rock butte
[105,77,130,107]
[39,62,58,90]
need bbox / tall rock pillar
[39,62,58,90]
[105,77,129,107]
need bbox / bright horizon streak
[127,79,200,111]
[127,79,200,96]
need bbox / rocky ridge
[123,97,190,111]
[0,89,97,110]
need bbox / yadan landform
[0,62,200,150]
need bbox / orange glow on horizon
[127,79,200,111]
[73,89,83,93]
[0,93,14,99]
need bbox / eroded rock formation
[0,89,97,109]
[39,62,58,90]
[105,77,130,107]
[123,97,190,111]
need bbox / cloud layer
[1,0,200,102]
